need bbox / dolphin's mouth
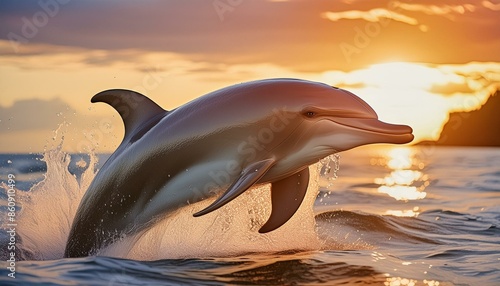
[331,117,414,144]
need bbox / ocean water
[0,144,499,285]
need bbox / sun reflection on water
[385,207,421,217]
[385,277,446,286]
[372,251,447,286]
[373,147,430,217]
[386,148,413,169]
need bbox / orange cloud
[1,1,499,72]
[482,0,500,11]
[392,1,476,18]
[322,9,418,25]
[321,8,428,32]
[322,1,496,34]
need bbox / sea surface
[0,145,499,285]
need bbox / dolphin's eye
[305,111,316,118]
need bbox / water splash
[319,153,340,188]
[10,136,349,260]
[14,134,98,260]
[317,153,341,206]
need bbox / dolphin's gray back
[64,85,273,257]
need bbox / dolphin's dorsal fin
[193,158,276,217]
[259,167,309,233]
[92,89,166,141]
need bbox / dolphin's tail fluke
[92,89,166,142]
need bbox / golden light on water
[376,169,428,201]
[384,277,447,286]
[386,148,414,169]
[378,185,426,201]
[385,207,421,217]
[375,170,424,186]
[373,250,448,285]
[374,147,430,216]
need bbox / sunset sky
[1,0,499,153]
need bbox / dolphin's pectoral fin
[259,167,310,233]
[193,158,276,217]
[92,89,166,141]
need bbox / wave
[315,210,440,250]
[0,251,390,286]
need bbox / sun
[359,62,444,90]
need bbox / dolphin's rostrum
[64,78,413,258]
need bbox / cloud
[323,62,500,98]
[0,98,76,132]
[322,9,418,26]
[0,97,123,153]
[392,1,476,18]
[482,0,500,11]
[322,8,429,32]
[322,1,500,35]
[321,0,487,32]
[434,62,500,97]
[428,81,475,95]
[0,1,499,73]
[0,40,178,75]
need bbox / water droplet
[318,153,341,188]
[76,158,87,168]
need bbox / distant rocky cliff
[418,91,500,147]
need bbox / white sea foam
[15,141,97,260]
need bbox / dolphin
[64,78,413,258]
